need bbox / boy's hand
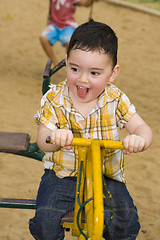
[51,129,73,150]
[123,134,146,154]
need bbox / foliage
[124,0,160,10]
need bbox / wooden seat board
[0,132,30,152]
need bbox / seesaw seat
[0,132,30,153]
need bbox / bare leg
[40,36,58,66]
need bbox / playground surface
[0,0,160,239]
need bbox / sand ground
[0,0,160,239]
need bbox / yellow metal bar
[99,139,124,150]
[78,234,87,240]
[72,138,92,147]
[72,147,87,237]
[85,146,94,237]
[72,138,124,150]
[47,136,124,150]
[63,222,74,229]
[91,140,104,239]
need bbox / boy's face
[66,49,120,104]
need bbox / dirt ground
[0,0,160,239]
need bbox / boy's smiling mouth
[77,85,90,97]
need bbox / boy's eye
[91,71,99,76]
[71,67,79,72]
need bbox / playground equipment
[0,136,124,239]
[47,136,124,239]
[0,60,124,239]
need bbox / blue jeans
[29,170,140,240]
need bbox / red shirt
[49,0,79,29]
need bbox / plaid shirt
[35,80,136,182]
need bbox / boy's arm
[37,123,73,152]
[124,113,153,154]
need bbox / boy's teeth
[77,85,89,96]
[77,86,89,92]
[78,86,85,89]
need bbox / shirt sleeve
[34,90,58,131]
[116,91,136,129]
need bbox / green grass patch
[123,0,160,11]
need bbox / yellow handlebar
[46,136,124,150]
[72,138,124,149]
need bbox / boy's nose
[79,74,89,83]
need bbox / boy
[40,0,93,67]
[29,19,153,239]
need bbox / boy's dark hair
[67,19,118,67]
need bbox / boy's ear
[109,65,120,83]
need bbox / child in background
[30,19,153,240]
[40,0,93,67]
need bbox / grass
[123,0,160,11]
